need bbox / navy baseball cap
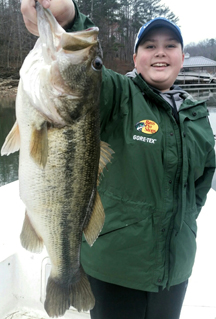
[134,17,183,53]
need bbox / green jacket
[70,2,216,292]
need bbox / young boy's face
[133,27,184,92]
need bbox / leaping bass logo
[135,120,159,134]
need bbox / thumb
[38,0,51,9]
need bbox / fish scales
[1,3,114,318]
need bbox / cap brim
[136,20,183,51]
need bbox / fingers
[40,0,51,8]
[21,0,52,36]
[22,16,38,36]
[21,0,75,36]
[21,0,38,36]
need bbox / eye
[143,44,155,49]
[166,41,178,48]
[92,57,103,71]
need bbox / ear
[133,53,137,68]
[181,52,185,68]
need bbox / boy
[21,1,215,318]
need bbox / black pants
[88,276,188,319]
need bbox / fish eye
[92,57,103,71]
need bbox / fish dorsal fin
[1,120,20,155]
[83,191,105,246]
[30,123,48,168]
[98,141,114,185]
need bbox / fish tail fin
[1,120,20,156]
[20,212,43,253]
[70,266,95,312]
[44,277,71,318]
[44,267,95,317]
[30,123,48,168]
[83,191,105,246]
[98,141,114,184]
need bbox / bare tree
[0,0,179,75]
[0,0,36,74]
[185,39,216,61]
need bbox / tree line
[185,39,216,61]
[0,0,179,75]
[1,0,215,76]
[76,0,179,72]
[0,0,37,71]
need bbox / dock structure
[179,83,216,90]
[175,54,216,86]
[182,54,216,73]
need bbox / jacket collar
[126,69,206,111]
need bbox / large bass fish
[1,3,113,317]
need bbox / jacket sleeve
[195,140,215,215]
[65,1,95,32]
[65,2,132,132]
[99,68,132,132]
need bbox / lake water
[0,98,19,186]
[0,89,216,190]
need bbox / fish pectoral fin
[20,212,44,253]
[98,141,114,185]
[83,191,105,246]
[30,123,48,168]
[1,121,20,156]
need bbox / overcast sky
[161,0,216,46]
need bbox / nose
[155,47,166,57]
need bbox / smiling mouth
[152,63,169,67]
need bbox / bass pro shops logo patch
[135,120,159,134]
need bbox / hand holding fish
[21,0,75,36]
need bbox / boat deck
[1,182,216,319]
[4,307,216,319]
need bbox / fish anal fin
[1,121,20,156]
[98,141,114,185]
[20,212,43,253]
[44,267,95,317]
[83,191,105,246]
[30,123,48,168]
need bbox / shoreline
[0,78,18,100]
[0,67,19,99]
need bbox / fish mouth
[61,27,99,51]
[86,27,99,32]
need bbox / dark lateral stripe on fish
[54,112,100,285]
